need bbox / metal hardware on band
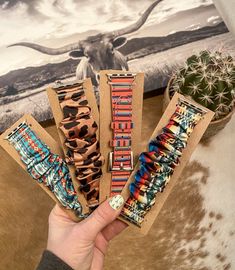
[5,121,27,140]
[109,151,134,172]
[52,80,84,90]
[108,83,134,86]
[107,73,136,79]
[178,97,207,115]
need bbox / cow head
[68,36,127,71]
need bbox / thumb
[81,194,124,239]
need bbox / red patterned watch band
[107,73,136,195]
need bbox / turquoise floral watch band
[6,122,84,218]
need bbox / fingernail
[109,195,124,210]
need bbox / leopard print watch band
[53,81,104,209]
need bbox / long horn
[7,42,82,55]
[111,0,163,37]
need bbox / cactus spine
[170,50,235,121]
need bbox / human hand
[47,195,127,270]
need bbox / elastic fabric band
[54,82,104,209]
[7,122,83,218]
[121,102,203,226]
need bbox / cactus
[170,50,235,121]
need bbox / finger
[94,220,127,256]
[49,204,75,225]
[90,248,105,270]
[52,204,69,218]
[81,194,124,239]
[101,219,128,242]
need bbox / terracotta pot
[163,76,234,140]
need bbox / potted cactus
[163,50,235,139]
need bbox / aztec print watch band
[107,73,136,195]
[121,98,206,226]
[53,81,104,210]
[6,122,83,217]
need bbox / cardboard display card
[47,78,99,213]
[0,114,82,222]
[120,92,215,235]
[99,70,144,202]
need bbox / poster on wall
[0,0,229,132]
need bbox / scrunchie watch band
[6,122,83,217]
[53,81,104,209]
[121,99,205,226]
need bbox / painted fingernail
[109,195,124,210]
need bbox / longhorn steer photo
[8,0,162,86]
